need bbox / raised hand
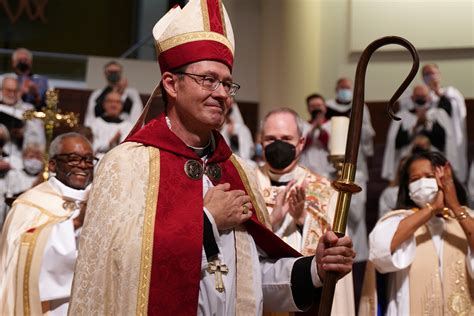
[270,180,294,229]
[435,163,460,210]
[287,183,306,226]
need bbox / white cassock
[300,120,332,178]
[87,117,133,158]
[377,185,399,219]
[369,211,474,315]
[381,106,459,182]
[220,122,255,161]
[0,102,46,148]
[84,87,143,126]
[399,87,468,182]
[4,168,38,196]
[0,169,39,227]
[430,87,468,182]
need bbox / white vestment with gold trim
[69,142,323,315]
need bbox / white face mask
[408,177,438,208]
[23,158,44,175]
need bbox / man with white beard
[0,77,45,169]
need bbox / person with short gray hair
[5,48,49,109]
[255,108,356,316]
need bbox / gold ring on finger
[242,205,249,215]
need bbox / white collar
[267,167,298,183]
[49,177,90,202]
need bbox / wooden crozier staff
[318,36,419,316]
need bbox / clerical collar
[101,115,123,123]
[188,136,214,158]
[165,116,215,159]
[49,177,90,202]
[267,168,297,185]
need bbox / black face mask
[264,140,296,170]
[414,98,426,106]
[107,72,121,84]
[311,109,323,120]
[16,62,30,73]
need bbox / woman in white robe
[369,151,474,315]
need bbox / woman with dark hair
[368,151,474,315]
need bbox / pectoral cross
[206,259,228,293]
[23,89,78,180]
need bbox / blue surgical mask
[337,89,352,103]
[254,143,263,158]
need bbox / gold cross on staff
[206,259,228,293]
[23,88,79,180]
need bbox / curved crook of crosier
[347,36,419,165]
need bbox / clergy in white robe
[422,64,468,182]
[369,151,474,315]
[0,133,93,315]
[300,93,332,178]
[220,101,255,161]
[255,108,355,315]
[84,61,143,126]
[381,84,459,182]
[0,77,46,152]
[85,91,133,158]
[69,2,355,314]
[325,78,374,263]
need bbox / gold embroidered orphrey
[206,259,228,293]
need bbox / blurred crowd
[0,47,473,315]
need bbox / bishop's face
[172,60,231,132]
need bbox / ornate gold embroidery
[156,31,233,54]
[136,147,160,315]
[13,199,67,219]
[447,258,472,315]
[200,0,210,32]
[19,230,39,316]
[230,155,265,224]
[218,0,226,36]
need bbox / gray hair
[1,76,19,90]
[23,142,44,156]
[49,132,92,158]
[259,107,305,137]
[12,48,33,62]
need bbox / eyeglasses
[176,72,240,96]
[53,153,99,167]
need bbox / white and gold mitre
[153,0,235,73]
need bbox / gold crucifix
[206,259,228,293]
[23,89,78,180]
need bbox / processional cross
[23,89,78,180]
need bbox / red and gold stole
[126,113,300,315]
